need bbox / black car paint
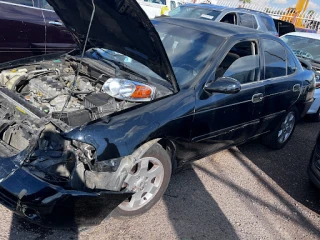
[0,17,315,227]
[62,21,313,165]
[0,0,75,63]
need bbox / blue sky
[272,0,320,10]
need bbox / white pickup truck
[137,0,186,19]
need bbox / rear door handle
[252,93,263,103]
[49,21,63,26]
[293,84,300,92]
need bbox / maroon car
[0,0,75,62]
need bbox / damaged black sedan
[0,0,315,228]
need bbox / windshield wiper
[104,58,150,81]
[96,49,150,81]
[91,49,120,74]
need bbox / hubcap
[119,157,164,211]
[278,111,295,144]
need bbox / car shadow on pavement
[163,165,239,240]
[238,121,320,215]
[8,213,79,240]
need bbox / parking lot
[0,120,318,240]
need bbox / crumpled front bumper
[0,157,132,228]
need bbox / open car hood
[46,0,178,92]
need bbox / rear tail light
[315,82,320,89]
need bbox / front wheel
[262,108,297,150]
[113,143,172,217]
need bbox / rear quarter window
[261,15,277,32]
[262,39,287,79]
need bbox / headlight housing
[102,78,155,102]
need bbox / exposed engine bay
[0,58,136,127]
[0,56,171,191]
[0,56,171,125]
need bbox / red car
[0,0,75,63]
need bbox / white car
[281,32,320,121]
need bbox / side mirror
[204,77,241,94]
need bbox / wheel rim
[278,111,295,144]
[119,157,164,211]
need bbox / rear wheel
[262,108,297,149]
[113,143,171,217]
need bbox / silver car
[281,32,320,121]
[169,4,279,36]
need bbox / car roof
[282,31,320,40]
[235,8,271,17]
[183,3,229,11]
[182,4,271,17]
[154,17,268,38]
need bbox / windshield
[169,6,221,21]
[153,21,224,86]
[88,21,223,87]
[281,35,320,62]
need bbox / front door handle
[252,93,263,103]
[293,84,301,92]
[49,21,63,26]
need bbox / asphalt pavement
[0,120,319,240]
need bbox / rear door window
[220,13,237,24]
[262,39,287,79]
[238,13,258,29]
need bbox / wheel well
[289,104,301,121]
[157,139,177,171]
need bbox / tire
[113,143,172,217]
[261,107,297,150]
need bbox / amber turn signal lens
[131,85,152,99]
[102,78,155,102]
